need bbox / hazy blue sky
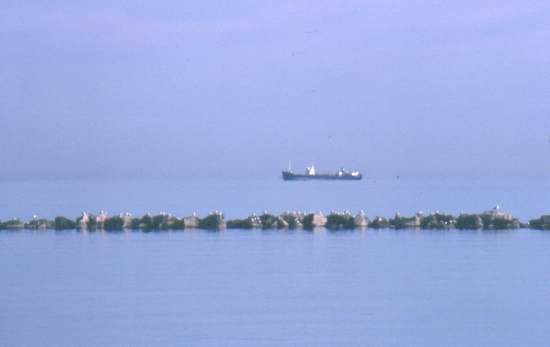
[2,0,549,179]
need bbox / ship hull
[282,171,362,181]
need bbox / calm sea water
[0,177,548,220]
[1,229,550,346]
[1,177,549,346]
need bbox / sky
[1,0,550,179]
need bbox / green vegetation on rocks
[132,214,184,230]
[54,216,76,230]
[488,217,520,230]
[389,214,421,229]
[26,218,53,229]
[529,216,550,230]
[152,215,168,230]
[198,213,225,230]
[456,214,483,230]
[226,218,254,229]
[481,215,520,230]
[103,216,124,231]
[139,215,153,230]
[130,218,142,230]
[420,213,456,229]
[302,214,314,230]
[326,213,356,230]
[370,217,389,229]
[1,219,24,230]
[171,219,185,230]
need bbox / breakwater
[1,206,550,231]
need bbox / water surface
[1,229,549,346]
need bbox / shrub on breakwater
[325,212,356,230]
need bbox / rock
[121,213,133,229]
[354,210,369,228]
[77,212,91,230]
[275,217,289,229]
[302,213,327,229]
[280,213,303,229]
[76,212,104,230]
[312,213,327,228]
[259,214,289,229]
[183,214,200,229]
[95,211,108,229]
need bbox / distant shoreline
[2,207,550,231]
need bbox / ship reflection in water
[282,165,362,181]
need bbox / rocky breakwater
[0,206,547,232]
[0,211,225,231]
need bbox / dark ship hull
[282,171,362,181]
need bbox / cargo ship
[282,165,362,181]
